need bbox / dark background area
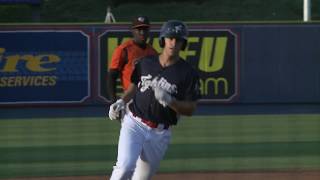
[0,0,319,23]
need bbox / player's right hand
[108,99,125,121]
[154,86,173,107]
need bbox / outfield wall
[0,23,319,106]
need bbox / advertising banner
[0,31,90,104]
[3,23,319,107]
[99,28,239,103]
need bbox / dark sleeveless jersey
[129,55,201,125]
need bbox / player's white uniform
[110,111,171,180]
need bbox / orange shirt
[109,40,158,90]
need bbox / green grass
[0,114,320,178]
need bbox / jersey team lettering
[139,74,177,94]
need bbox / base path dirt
[4,171,320,180]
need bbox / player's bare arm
[168,100,197,116]
[121,83,137,103]
[107,69,120,102]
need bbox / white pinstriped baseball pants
[109,112,172,180]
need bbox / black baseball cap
[131,16,150,29]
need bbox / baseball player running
[108,20,201,180]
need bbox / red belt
[141,119,169,129]
[130,111,169,129]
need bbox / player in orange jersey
[107,16,158,102]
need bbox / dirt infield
[4,171,320,180]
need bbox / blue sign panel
[240,25,320,103]
[0,0,42,4]
[0,31,89,104]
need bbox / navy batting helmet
[159,20,188,50]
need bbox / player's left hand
[154,86,173,107]
[108,99,125,121]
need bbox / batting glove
[154,86,173,107]
[108,99,125,121]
